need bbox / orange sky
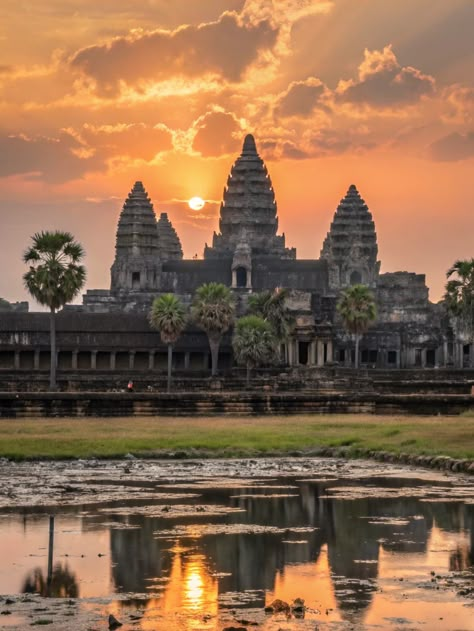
[0,0,473,305]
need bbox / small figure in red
[127,380,134,392]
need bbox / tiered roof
[157,212,183,261]
[114,181,160,259]
[321,184,378,266]
[205,134,294,259]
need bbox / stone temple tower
[157,212,183,261]
[320,184,380,291]
[205,134,295,261]
[111,181,161,292]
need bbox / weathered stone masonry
[0,134,472,376]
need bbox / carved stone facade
[321,184,380,290]
[204,134,295,260]
[0,135,472,373]
[157,212,183,261]
[110,181,162,293]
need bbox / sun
[188,196,205,211]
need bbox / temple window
[388,350,397,364]
[426,349,436,367]
[350,270,362,285]
[235,267,248,288]
[298,341,309,365]
[132,272,141,289]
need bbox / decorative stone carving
[205,134,296,259]
[157,212,183,261]
[110,181,162,293]
[231,233,252,289]
[320,184,380,291]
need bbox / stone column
[148,351,155,370]
[129,351,135,370]
[184,352,190,371]
[34,350,40,371]
[110,352,116,371]
[309,341,316,366]
[317,341,324,367]
[72,351,78,370]
[443,341,448,367]
[286,340,293,366]
[327,340,333,363]
[14,351,20,370]
[91,351,97,370]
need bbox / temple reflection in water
[100,478,473,625]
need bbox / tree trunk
[167,344,173,393]
[209,337,220,377]
[49,308,57,391]
[354,335,360,370]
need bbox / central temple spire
[204,134,295,259]
[242,133,257,155]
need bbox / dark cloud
[0,133,105,183]
[280,141,309,160]
[70,12,278,96]
[338,46,435,107]
[192,110,241,157]
[429,131,474,161]
[81,123,173,160]
[275,78,326,117]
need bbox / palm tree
[444,259,474,341]
[248,287,294,343]
[337,284,377,369]
[191,282,235,376]
[149,293,187,392]
[232,315,277,386]
[23,231,86,390]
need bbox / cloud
[275,78,326,117]
[80,123,173,160]
[442,85,474,124]
[337,45,435,108]
[70,12,278,96]
[0,132,105,182]
[429,131,474,161]
[192,110,242,157]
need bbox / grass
[0,415,473,461]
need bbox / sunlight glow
[188,197,205,211]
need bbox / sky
[0,0,473,305]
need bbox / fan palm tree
[337,284,377,369]
[232,315,277,386]
[23,231,86,390]
[444,259,474,343]
[191,282,235,376]
[149,293,187,392]
[248,287,294,343]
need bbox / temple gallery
[0,134,472,375]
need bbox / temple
[0,134,472,379]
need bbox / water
[0,460,473,630]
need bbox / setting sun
[188,197,205,211]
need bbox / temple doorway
[298,341,309,365]
[235,267,248,288]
